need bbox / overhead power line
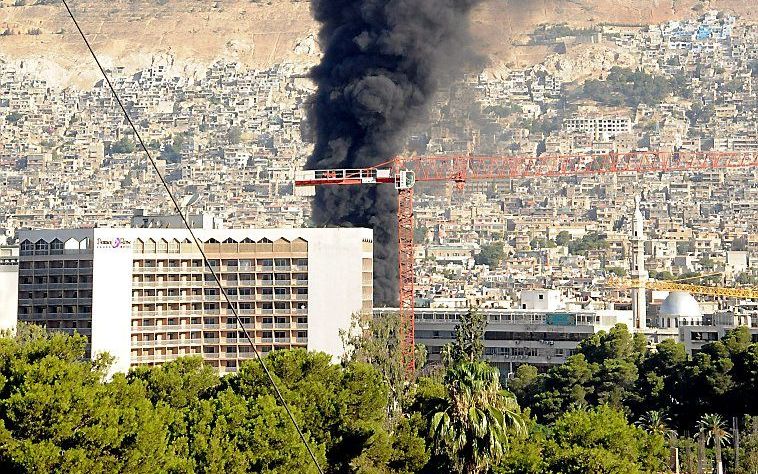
[58,1,324,471]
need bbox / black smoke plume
[307,0,483,306]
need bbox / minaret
[631,196,648,329]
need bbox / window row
[133,258,308,268]
[19,275,93,285]
[133,237,308,254]
[130,316,308,326]
[20,238,89,256]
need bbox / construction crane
[607,274,758,299]
[295,150,758,375]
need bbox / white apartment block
[377,288,633,373]
[564,116,632,142]
[17,227,373,374]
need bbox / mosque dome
[659,291,703,319]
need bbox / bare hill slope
[0,0,754,86]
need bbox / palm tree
[698,413,732,474]
[430,361,527,474]
[638,411,679,472]
[637,410,675,438]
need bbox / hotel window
[50,240,64,255]
[34,240,49,256]
[20,240,33,256]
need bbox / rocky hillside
[0,0,755,87]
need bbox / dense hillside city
[2,2,758,473]
[1,11,757,308]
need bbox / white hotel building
[17,226,373,374]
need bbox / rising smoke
[307,0,483,306]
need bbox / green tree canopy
[475,242,506,267]
[581,66,673,107]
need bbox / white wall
[306,228,372,359]
[91,229,134,375]
[0,263,18,331]
[520,289,563,311]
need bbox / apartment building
[17,227,373,374]
[377,289,633,373]
[563,116,633,142]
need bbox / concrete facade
[17,227,372,374]
[378,306,633,373]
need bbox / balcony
[132,354,183,363]
[274,322,290,329]
[221,323,255,330]
[130,324,205,332]
[133,281,200,289]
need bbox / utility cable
[59,2,324,471]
